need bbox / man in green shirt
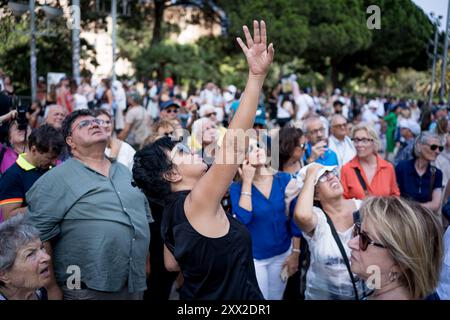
[26,109,152,300]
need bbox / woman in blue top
[230,138,301,300]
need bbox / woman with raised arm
[132,20,274,300]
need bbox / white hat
[368,100,378,109]
[297,163,338,187]
[399,119,421,136]
[227,85,237,94]
[199,104,216,117]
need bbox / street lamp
[429,13,443,107]
[440,0,450,102]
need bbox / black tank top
[161,190,263,300]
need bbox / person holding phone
[229,138,301,300]
[303,115,338,166]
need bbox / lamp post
[72,0,81,85]
[429,13,442,107]
[30,0,37,102]
[440,0,450,101]
[111,0,117,82]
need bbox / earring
[388,271,398,282]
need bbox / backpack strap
[354,167,369,196]
[0,143,7,172]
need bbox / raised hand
[237,20,274,78]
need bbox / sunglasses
[170,142,192,160]
[427,144,444,152]
[318,168,338,183]
[205,112,217,118]
[352,223,385,251]
[165,108,178,114]
[333,123,347,129]
[164,131,175,137]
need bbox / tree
[303,0,373,88]
[337,0,433,88]
[0,14,97,96]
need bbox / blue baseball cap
[160,100,180,110]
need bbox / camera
[12,97,29,130]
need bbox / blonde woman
[341,123,400,200]
[349,196,443,300]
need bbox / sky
[412,0,449,31]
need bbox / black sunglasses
[428,144,444,152]
[352,223,385,251]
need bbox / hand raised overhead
[237,20,274,78]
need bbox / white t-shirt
[105,141,136,171]
[303,199,364,300]
[437,227,450,300]
[73,93,88,111]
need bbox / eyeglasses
[165,108,178,114]
[205,112,217,118]
[308,127,325,136]
[427,144,444,152]
[332,123,347,129]
[352,222,386,251]
[318,168,338,183]
[352,138,374,145]
[72,118,104,133]
[102,120,112,126]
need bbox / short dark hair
[28,124,64,155]
[92,108,112,120]
[61,109,94,152]
[278,125,304,170]
[132,136,177,206]
[61,109,94,142]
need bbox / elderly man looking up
[26,109,152,300]
[328,115,356,168]
[44,104,67,129]
[303,115,338,166]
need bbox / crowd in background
[0,40,449,301]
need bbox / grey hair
[414,131,445,158]
[0,214,40,282]
[44,104,63,119]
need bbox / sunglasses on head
[352,222,385,251]
[427,144,444,152]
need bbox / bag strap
[354,167,368,196]
[0,143,7,171]
[429,166,436,202]
[323,210,360,300]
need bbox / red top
[340,154,400,200]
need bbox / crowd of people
[0,20,449,301]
